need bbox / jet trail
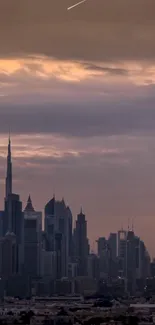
[67,0,87,11]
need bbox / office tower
[4,194,24,273]
[42,250,56,277]
[139,241,150,279]
[44,196,55,251]
[2,136,24,274]
[97,237,107,257]
[0,211,4,237]
[118,230,127,278]
[74,208,89,276]
[0,232,16,278]
[24,195,42,277]
[134,236,142,279]
[4,192,24,274]
[96,237,110,280]
[44,197,72,278]
[134,237,150,280]
[126,230,137,294]
[55,199,71,277]
[108,233,118,279]
[87,253,99,280]
[55,232,63,279]
[108,233,117,262]
[66,206,73,260]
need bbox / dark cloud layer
[0,0,155,61]
[0,95,155,137]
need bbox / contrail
[67,0,87,11]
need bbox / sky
[0,0,155,256]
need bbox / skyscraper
[24,195,42,277]
[5,134,12,199]
[74,208,89,276]
[97,237,107,257]
[108,233,118,279]
[96,237,110,280]
[3,136,24,274]
[0,232,16,278]
[3,135,13,235]
[108,233,117,262]
[44,197,73,278]
[44,196,55,252]
[126,230,137,294]
[118,230,127,278]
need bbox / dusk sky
[1,0,155,256]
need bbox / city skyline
[0,135,153,259]
[0,134,152,297]
[1,0,155,257]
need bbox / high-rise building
[44,196,55,252]
[118,230,127,278]
[0,211,4,237]
[23,195,42,277]
[44,197,73,278]
[3,136,24,274]
[4,194,24,273]
[139,240,150,279]
[66,206,73,260]
[126,230,137,294]
[97,237,107,257]
[5,135,12,199]
[74,208,89,276]
[96,237,110,280]
[3,135,13,236]
[108,233,118,279]
[87,253,99,280]
[0,232,16,278]
[108,233,117,262]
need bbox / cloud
[0,0,155,61]
[1,57,155,97]
[0,92,155,137]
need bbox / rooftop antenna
[53,184,56,199]
[127,218,130,231]
[132,216,136,232]
[8,123,11,144]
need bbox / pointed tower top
[132,217,135,232]
[24,195,35,212]
[80,206,84,215]
[9,127,11,142]
[61,197,65,204]
[5,134,12,198]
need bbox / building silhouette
[44,197,73,279]
[2,136,24,274]
[24,195,42,278]
[73,208,89,276]
[0,232,16,278]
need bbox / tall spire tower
[5,133,12,198]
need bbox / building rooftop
[24,195,35,212]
